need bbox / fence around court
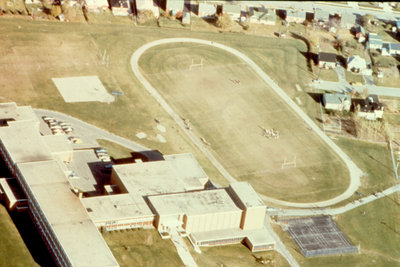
[302,245,359,257]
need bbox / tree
[215,13,233,29]
[361,14,374,27]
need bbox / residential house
[340,13,356,29]
[347,55,371,75]
[314,8,330,24]
[182,3,190,25]
[135,0,160,18]
[354,95,384,120]
[109,0,131,16]
[85,0,109,13]
[318,52,337,69]
[223,3,241,21]
[322,93,351,112]
[166,0,184,16]
[382,42,400,56]
[198,3,216,18]
[368,33,383,50]
[286,9,306,24]
[248,7,276,25]
[355,25,366,43]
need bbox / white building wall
[186,211,242,233]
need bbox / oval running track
[130,38,364,208]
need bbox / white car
[42,116,55,122]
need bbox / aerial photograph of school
[0,1,400,267]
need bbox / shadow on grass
[308,92,323,103]
[7,210,56,267]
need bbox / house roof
[390,43,400,51]
[347,55,366,68]
[340,13,356,25]
[319,52,337,63]
[223,4,241,14]
[110,0,129,8]
[369,39,383,46]
[354,94,383,113]
[323,93,351,105]
[287,9,306,18]
[369,33,382,41]
[314,8,330,21]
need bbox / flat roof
[0,122,53,164]
[52,220,118,267]
[192,227,275,246]
[0,102,39,123]
[113,153,208,196]
[17,160,67,186]
[148,189,241,216]
[42,135,72,155]
[81,193,154,223]
[229,182,265,208]
[28,178,118,267]
[323,93,350,105]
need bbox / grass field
[139,43,349,202]
[103,229,182,267]
[0,205,38,267]
[189,243,289,267]
[274,193,400,266]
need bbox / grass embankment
[0,205,38,267]
[103,229,182,267]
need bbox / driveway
[130,38,363,208]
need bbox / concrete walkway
[264,216,300,267]
[271,184,400,217]
[131,38,363,208]
[171,231,198,267]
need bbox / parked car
[42,116,55,122]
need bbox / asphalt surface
[34,109,162,161]
[131,38,363,209]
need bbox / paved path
[264,216,300,267]
[171,231,198,267]
[271,184,400,217]
[131,38,363,208]
[34,109,163,161]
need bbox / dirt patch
[52,76,114,103]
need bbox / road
[314,79,400,98]
[271,183,400,217]
[245,1,400,21]
[34,109,163,161]
[131,37,363,208]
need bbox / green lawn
[190,244,289,267]
[318,69,339,82]
[345,71,365,84]
[97,139,135,160]
[0,205,38,267]
[274,193,400,266]
[103,229,182,267]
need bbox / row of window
[198,237,244,246]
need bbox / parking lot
[66,150,112,196]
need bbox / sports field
[139,43,349,202]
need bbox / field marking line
[130,38,363,208]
